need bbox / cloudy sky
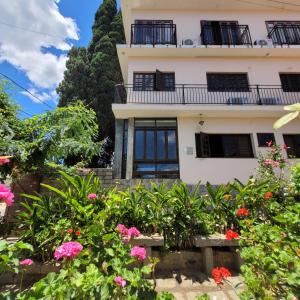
[0,0,107,117]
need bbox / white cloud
[0,0,79,103]
[21,88,58,104]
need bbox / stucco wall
[131,9,300,44]
[177,117,300,184]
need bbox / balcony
[114,84,300,105]
[201,24,252,46]
[131,23,177,46]
[268,25,300,46]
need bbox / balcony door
[134,20,174,45]
[267,21,300,45]
[201,21,241,45]
[133,119,179,179]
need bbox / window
[195,133,254,158]
[133,119,179,178]
[267,21,300,45]
[280,74,300,92]
[133,71,175,91]
[283,135,300,158]
[207,73,249,92]
[133,20,175,45]
[257,133,276,147]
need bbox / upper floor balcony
[114,84,300,106]
[268,24,300,46]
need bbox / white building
[112,0,300,185]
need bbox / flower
[116,224,128,236]
[88,193,97,200]
[114,276,126,288]
[0,183,14,206]
[67,229,73,234]
[266,140,273,147]
[236,208,249,217]
[130,246,147,261]
[264,159,273,166]
[0,156,11,165]
[75,231,80,236]
[212,267,231,285]
[54,242,83,260]
[223,194,232,201]
[225,230,239,240]
[283,144,290,151]
[128,227,141,238]
[20,259,33,266]
[264,191,273,200]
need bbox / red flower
[283,144,290,151]
[225,230,239,240]
[75,231,80,236]
[266,140,273,147]
[67,229,73,234]
[212,267,231,285]
[264,191,273,200]
[236,208,249,217]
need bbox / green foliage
[0,239,33,274]
[57,0,125,151]
[0,84,104,177]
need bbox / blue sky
[0,0,119,118]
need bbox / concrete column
[113,119,124,179]
[202,247,214,276]
[230,247,243,272]
[126,118,134,179]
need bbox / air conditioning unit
[182,39,198,47]
[254,39,273,47]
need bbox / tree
[57,0,125,164]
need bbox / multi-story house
[112,0,300,185]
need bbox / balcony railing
[114,84,300,105]
[201,24,252,46]
[131,24,177,46]
[268,25,300,46]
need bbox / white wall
[131,9,300,44]
[177,117,300,184]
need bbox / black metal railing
[114,84,300,105]
[201,24,252,46]
[268,25,300,46]
[131,24,177,46]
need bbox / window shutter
[195,132,211,158]
[155,69,163,91]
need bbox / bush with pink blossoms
[130,246,147,261]
[0,183,14,206]
[54,241,83,260]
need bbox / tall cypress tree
[57,0,125,164]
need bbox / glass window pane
[157,164,179,171]
[146,131,155,159]
[167,130,177,159]
[135,164,156,172]
[157,131,166,159]
[156,119,177,127]
[135,130,144,159]
[135,120,156,127]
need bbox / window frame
[133,118,180,178]
[195,133,254,158]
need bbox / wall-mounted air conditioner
[254,39,273,47]
[182,39,197,47]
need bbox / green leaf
[273,111,299,129]
[40,184,67,199]
[284,103,300,111]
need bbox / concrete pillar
[126,118,134,179]
[202,247,214,276]
[113,119,124,179]
[230,247,243,272]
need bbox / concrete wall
[177,117,300,184]
[131,9,300,44]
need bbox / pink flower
[54,242,83,260]
[116,224,128,236]
[130,246,147,261]
[272,161,280,168]
[0,183,14,206]
[128,227,141,238]
[266,141,273,147]
[264,159,273,166]
[114,276,126,288]
[20,259,33,266]
[283,144,290,151]
[0,156,10,165]
[88,193,97,200]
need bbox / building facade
[112,0,300,185]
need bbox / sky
[0,0,118,118]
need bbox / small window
[207,73,249,92]
[195,133,254,158]
[133,71,175,91]
[280,74,300,92]
[283,134,300,158]
[257,133,276,147]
